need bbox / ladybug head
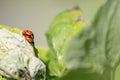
[22,30,33,36]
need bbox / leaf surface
[60,0,120,80]
[46,7,86,76]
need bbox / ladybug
[22,29,38,57]
[22,30,34,45]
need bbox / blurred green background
[0,0,106,48]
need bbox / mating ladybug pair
[22,30,34,45]
[23,30,38,57]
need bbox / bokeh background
[0,0,106,48]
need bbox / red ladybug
[22,30,34,45]
[22,29,38,57]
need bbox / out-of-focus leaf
[0,76,6,80]
[115,64,120,80]
[0,26,46,80]
[59,0,120,80]
[37,47,51,63]
[0,25,21,34]
[46,7,86,77]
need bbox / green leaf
[60,0,120,80]
[0,25,21,34]
[46,7,86,77]
[115,64,120,80]
[0,76,6,80]
[37,47,50,63]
